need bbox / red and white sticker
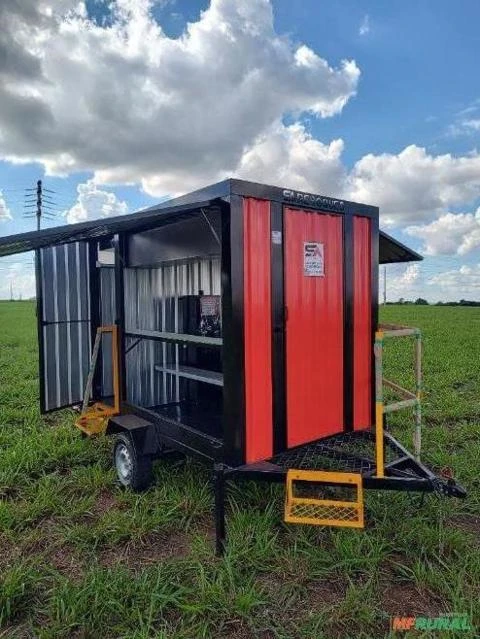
[303,242,324,276]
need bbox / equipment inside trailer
[120,208,224,442]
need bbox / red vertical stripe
[285,208,344,447]
[353,216,372,430]
[243,198,273,463]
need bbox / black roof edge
[379,230,423,264]
[0,198,219,257]
[140,179,232,214]
[141,178,379,216]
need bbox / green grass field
[0,301,479,638]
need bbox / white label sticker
[304,242,324,276]
[271,230,282,245]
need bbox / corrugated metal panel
[243,198,273,463]
[353,216,372,430]
[284,208,344,447]
[124,258,220,408]
[39,242,91,412]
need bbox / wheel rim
[115,443,133,485]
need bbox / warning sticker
[271,230,282,245]
[303,242,324,277]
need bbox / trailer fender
[105,414,159,456]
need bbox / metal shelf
[126,328,222,347]
[154,364,223,386]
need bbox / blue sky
[1,0,479,300]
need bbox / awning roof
[0,195,422,264]
[0,198,216,257]
[379,231,422,264]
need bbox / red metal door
[284,208,344,447]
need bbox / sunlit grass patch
[0,301,479,638]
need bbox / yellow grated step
[75,402,117,436]
[284,469,364,529]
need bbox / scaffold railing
[374,324,422,473]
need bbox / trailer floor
[269,429,402,475]
[150,399,223,440]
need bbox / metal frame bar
[88,241,102,400]
[375,330,385,477]
[270,200,287,454]
[114,234,127,402]
[343,209,354,432]
[35,248,47,414]
[98,324,120,415]
[76,325,121,435]
[376,323,423,460]
[221,194,246,466]
[370,211,380,428]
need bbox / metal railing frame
[375,324,422,478]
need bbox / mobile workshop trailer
[0,179,465,552]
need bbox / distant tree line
[386,298,480,307]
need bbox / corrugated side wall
[123,259,220,408]
[353,216,372,429]
[243,198,273,463]
[39,242,91,411]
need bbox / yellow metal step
[284,469,364,528]
[75,402,116,436]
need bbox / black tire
[113,432,153,492]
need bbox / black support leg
[214,464,226,556]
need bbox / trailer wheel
[113,432,153,491]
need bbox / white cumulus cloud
[347,145,480,227]
[236,121,346,195]
[65,180,128,223]
[0,0,360,196]
[406,208,480,256]
[1,0,480,242]
[427,263,480,298]
[0,190,12,221]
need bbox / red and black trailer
[0,178,465,553]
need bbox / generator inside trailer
[0,178,466,553]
